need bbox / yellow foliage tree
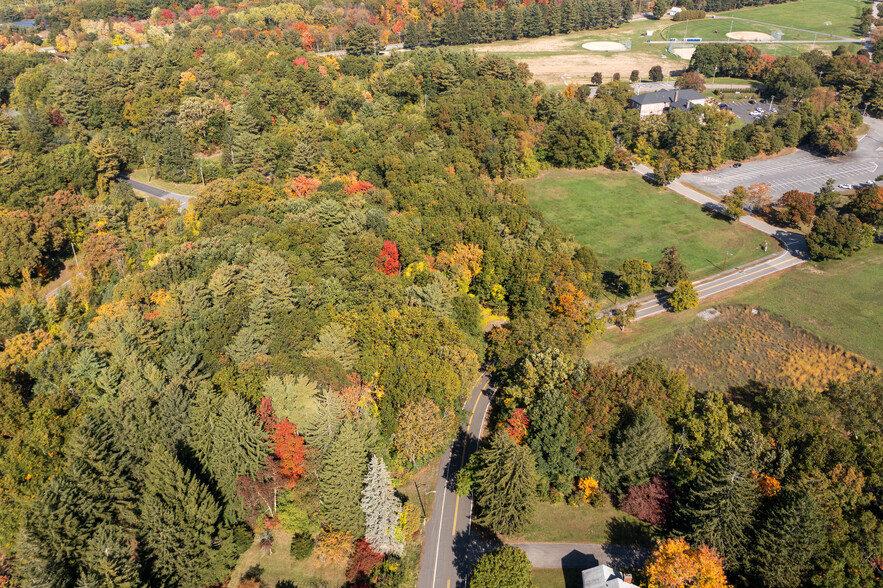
[0,330,53,372]
[645,538,730,588]
[314,528,354,566]
[578,477,599,503]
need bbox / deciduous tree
[470,545,534,588]
[645,537,729,588]
[669,281,699,312]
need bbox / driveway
[509,543,650,570]
[121,175,193,209]
[683,116,883,199]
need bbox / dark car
[733,163,742,168]
[748,99,756,104]
[720,103,731,110]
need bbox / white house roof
[582,565,639,588]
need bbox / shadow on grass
[606,516,655,548]
[549,567,585,588]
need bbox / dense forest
[0,0,880,584]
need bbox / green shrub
[290,534,315,560]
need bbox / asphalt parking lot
[683,116,883,200]
[720,100,776,125]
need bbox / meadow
[523,169,773,285]
[584,246,883,374]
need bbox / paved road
[418,375,496,588]
[509,543,650,570]
[613,164,809,321]
[121,175,193,209]
[683,116,883,199]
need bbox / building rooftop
[630,88,705,106]
[582,564,639,588]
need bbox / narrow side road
[417,374,495,588]
[120,175,193,209]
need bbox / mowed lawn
[502,502,654,546]
[720,0,869,38]
[525,169,772,280]
[585,246,883,369]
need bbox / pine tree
[189,390,269,520]
[678,449,759,569]
[474,431,538,535]
[139,445,237,586]
[302,389,345,452]
[361,455,404,556]
[319,421,369,536]
[303,323,359,371]
[264,374,321,429]
[750,491,825,587]
[527,388,578,488]
[208,264,244,299]
[600,407,669,498]
[653,247,689,288]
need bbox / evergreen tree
[474,431,538,534]
[600,407,669,498]
[156,126,193,183]
[360,455,404,556]
[346,22,379,56]
[678,449,759,569]
[750,490,825,587]
[139,445,237,586]
[527,388,578,488]
[319,421,369,536]
[188,390,269,521]
[264,374,321,430]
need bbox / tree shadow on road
[452,527,500,587]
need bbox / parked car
[733,163,742,168]
[720,103,731,110]
[837,184,851,190]
[748,99,757,104]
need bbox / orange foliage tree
[286,175,321,199]
[374,240,401,275]
[505,408,529,444]
[315,528,354,565]
[645,537,730,588]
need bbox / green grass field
[524,169,774,284]
[585,246,883,370]
[719,0,868,38]
[503,502,655,546]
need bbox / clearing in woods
[523,168,773,281]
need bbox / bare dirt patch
[726,31,775,41]
[516,53,679,84]
[582,41,627,51]
[672,47,695,59]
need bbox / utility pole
[415,482,426,519]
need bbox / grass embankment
[584,246,883,379]
[129,168,204,196]
[524,169,773,284]
[503,502,654,546]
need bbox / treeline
[468,349,883,586]
[403,0,633,48]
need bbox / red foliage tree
[293,56,309,68]
[505,408,530,444]
[344,180,376,195]
[374,240,401,276]
[779,190,816,226]
[273,418,306,485]
[620,475,675,527]
[346,539,384,584]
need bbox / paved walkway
[509,542,651,570]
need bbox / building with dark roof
[628,88,707,118]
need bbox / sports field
[524,169,773,282]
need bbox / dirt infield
[726,31,775,41]
[582,41,627,51]
[672,47,696,59]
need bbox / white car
[837,184,851,190]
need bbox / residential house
[582,564,639,588]
[628,88,706,118]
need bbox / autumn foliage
[375,240,401,275]
[286,175,321,199]
[273,418,306,485]
[315,528,355,565]
[345,538,385,583]
[645,538,730,588]
[505,408,529,444]
[344,180,376,195]
[620,475,675,527]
